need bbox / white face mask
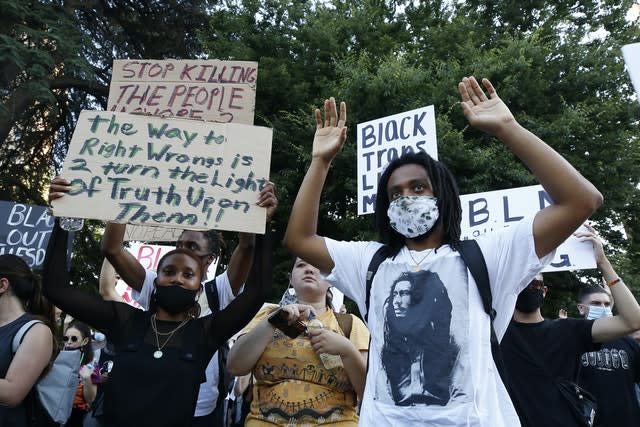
[586,305,613,320]
[387,195,439,239]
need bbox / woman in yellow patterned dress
[227,258,369,426]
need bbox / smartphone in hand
[268,308,307,339]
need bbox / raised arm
[204,227,273,353]
[100,222,146,292]
[99,258,124,303]
[226,182,278,295]
[283,98,348,273]
[575,224,640,343]
[42,220,126,333]
[459,77,603,258]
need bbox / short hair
[180,229,225,258]
[578,286,610,304]
[375,151,462,255]
[157,248,205,282]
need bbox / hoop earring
[189,302,201,319]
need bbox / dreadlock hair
[375,151,462,256]
[0,254,56,329]
[180,229,225,258]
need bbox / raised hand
[312,97,347,163]
[458,76,515,136]
[573,223,607,268]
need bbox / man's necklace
[150,314,191,359]
[407,248,434,271]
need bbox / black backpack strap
[335,313,353,338]
[458,239,510,389]
[364,245,393,323]
[204,278,220,314]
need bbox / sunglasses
[63,335,80,343]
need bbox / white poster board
[357,106,438,215]
[108,59,258,124]
[123,225,183,242]
[622,43,640,102]
[51,111,272,233]
[460,185,596,272]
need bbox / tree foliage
[1,0,639,315]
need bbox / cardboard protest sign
[357,105,438,215]
[460,185,596,272]
[123,224,183,242]
[50,111,272,234]
[108,59,257,124]
[0,201,73,268]
[622,43,640,102]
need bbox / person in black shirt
[502,225,640,427]
[42,221,272,427]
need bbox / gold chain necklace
[407,248,434,271]
[150,314,191,359]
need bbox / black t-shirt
[501,318,598,427]
[580,336,640,427]
[42,223,272,427]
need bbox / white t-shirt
[324,216,553,426]
[133,270,237,417]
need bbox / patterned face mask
[387,195,439,238]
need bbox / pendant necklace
[150,314,191,359]
[407,248,434,271]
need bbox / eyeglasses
[63,335,80,343]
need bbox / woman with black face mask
[42,220,272,427]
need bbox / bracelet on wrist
[607,277,621,287]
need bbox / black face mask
[515,287,544,313]
[153,283,198,314]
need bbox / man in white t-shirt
[100,183,276,426]
[283,77,603,426]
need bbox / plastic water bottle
[59,217,84,231]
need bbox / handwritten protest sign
[50,111,272,233]
[123,224,182,242]
[622,43,640,103]
[357,105,438,215]
[460,185,596,272]
[0,201,73,268]
[108,59,258,124]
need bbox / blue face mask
[587,306,613,320]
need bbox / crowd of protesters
[1,76,639,427]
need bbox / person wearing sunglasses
[500,224,640,427]
[0,254,56,427]
[63,320,98,427]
